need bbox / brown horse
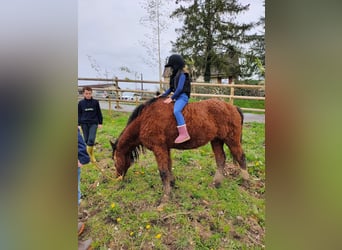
[110,97,249,206]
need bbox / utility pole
[156,2,162,90]
[141,73,143,91]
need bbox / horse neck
[117,122,141,153]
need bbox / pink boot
[175,124,191,143]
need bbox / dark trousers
[80,124,98,146]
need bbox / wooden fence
[78,77,265,113]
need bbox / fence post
[159,80,163,93]
[114,77,121,109]
[192,82,195,98]
[108,97,112,115]
[230,80,235,105]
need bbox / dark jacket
[78,129,90,165]
[170,71,191,98]
[78,98,103,126]
[162,70,191,99]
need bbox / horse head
[108,97,157,179]
[110,139,131,178]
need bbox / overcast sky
[78,0,264,88]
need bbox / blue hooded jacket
[78,129,90,165]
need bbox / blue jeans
[78,167,81,205]
[80,123,98,146]
[174,93,189,126]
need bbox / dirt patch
[224,163,265,199]
[244,216,265,248]
[223,163,241,178]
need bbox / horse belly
[173,126,216,150]
[172,138,210,150]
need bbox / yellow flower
[110,203,115,209]
[129,231,134,236]
[117,218,121,222]
[146,224,151,229]
[155,233,162,239]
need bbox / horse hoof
[156,204,165,212]
[240,169,250,180]
[214,182,221,188]
[209,182,220,188]
[213,170,224,187]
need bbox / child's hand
[163,97,173,104]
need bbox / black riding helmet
[165,54,185,72]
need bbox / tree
[171,0,255,82]
[87,55,119,89]
[140,0,173,81]
[87,55,117,79]
[119,66,144,90]
[239,0,265,79]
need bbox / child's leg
[80,124,90,145]
[87,124,98,146]
[173,93,190,143]
[173,93,189,125]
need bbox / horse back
[138,98,242,149]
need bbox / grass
[79,109,265,249]
[234,99,265,110]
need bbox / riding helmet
[165,54,185,72]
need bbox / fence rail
[78,77,265,113]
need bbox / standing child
[78,128,92,250]
[160,54,191,143]
[78,86,103,162]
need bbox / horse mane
[126,97,159,125]
[111,132,144,165]
[111,97,159,162]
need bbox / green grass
[79,109,265,249]
[234,99,265,110]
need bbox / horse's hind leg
[210,139,226,187]
[225,138,249,180]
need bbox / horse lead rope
[91,160,118,181]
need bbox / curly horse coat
[110,97,248,205]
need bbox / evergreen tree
[171,0,255,82]
[240,0,265,79]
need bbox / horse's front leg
[153,147,172,208]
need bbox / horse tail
[236,106,244,143]
[236,106,244,126]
